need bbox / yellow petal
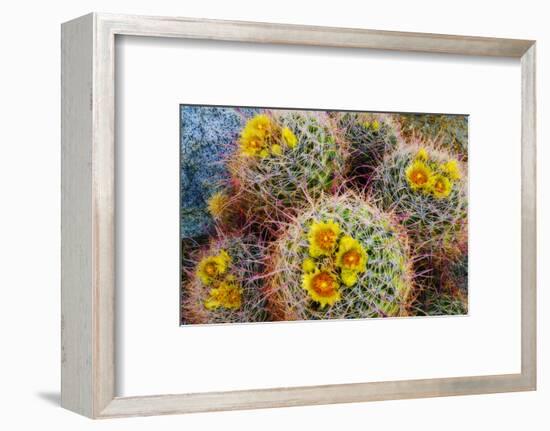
[415,147,429,161]
[302,258,317,273]
[282,127,298,148]
[341,270,358,287]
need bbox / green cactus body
[182,234,268,324]
[267,193,415,321]
[335,112,399,187]
[228,111,345,228]
[372,143,468,257]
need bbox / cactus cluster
[180,106,468,324]
[266,193,414,321]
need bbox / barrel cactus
[182,234,268,324]
[266,193,415,321]
[334,112,399,187]
[371,142,468,257]
[227,111,346,229]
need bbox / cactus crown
[183,234,268,324]
[227,111,346,226]
[267,193,415,321]
[372,142,468,254]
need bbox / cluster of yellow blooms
[301,220,368,308]
[239,114,298,158]
[197,250,242,310]
[405,148,461,199]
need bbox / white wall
[0,0,547,428]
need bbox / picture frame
[61,12,536,419]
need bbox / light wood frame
[61,12,537,419]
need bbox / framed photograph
[179,105,469,324]
[61,13,536,418]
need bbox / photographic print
[180,105,468,325]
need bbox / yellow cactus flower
[207,191,229,219]
[415,147,429,161]
[441,159,461,180]
[405,160,433,191]
[197,250,231,285]
[271,144,283,156]
[363,121,371,129]
[430,174,453,199]
[239,128,266,157]
[335,235,367,274]
[282,127,298,148]
[245,114,272,137]
[302,269,341,308]
[204,277,242,310]
[302,258,317,273]
[308,220,341,257]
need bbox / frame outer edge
[61,13,95,418]
[96,13,533,58]
[520,44,537,389]
[93,12,117,417]
[98,374,529,418]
